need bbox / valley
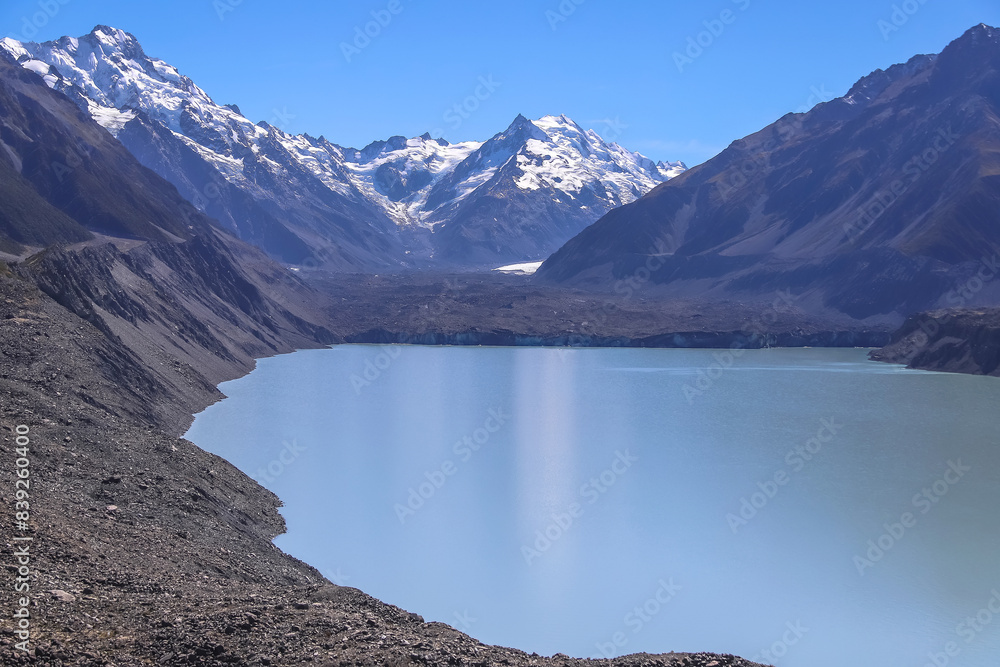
[1,12,1000,667]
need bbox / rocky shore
[1,260,772,667]
[869,308,1000,376]
[314,271,894,351]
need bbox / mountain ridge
[0,30,765,667]
[537,23,1000,324]
[1,26,686,269]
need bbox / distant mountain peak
[5,28,687,269]
[499,113,548,143]
[86,25,145,56]
[842,53,936,107]
[943,22,1000,56]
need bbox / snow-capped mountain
[1,26,686,269]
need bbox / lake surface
[185,346,1000,666]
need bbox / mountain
[0,26,685,269]
[0,27,405,270]
[0,43,335,425]
[538,24,1000,323]
[0,42,214,253]
[0,30,758,667]
[416,113,683,264]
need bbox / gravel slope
[0,263,771,666]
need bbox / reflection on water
[186,346,1000,667]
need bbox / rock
[48,590,76,602]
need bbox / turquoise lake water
[185,346,1000,666]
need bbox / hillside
[538,24,1000,324]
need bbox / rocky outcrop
[870,308,1000,376]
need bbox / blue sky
[3,0,998,165]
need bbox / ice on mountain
[3,26,688,242]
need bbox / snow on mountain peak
[509,114,682,207]
[89,25,143,53]
[4,27,688,265]
[0,37,25,59]
[2,27,230,141]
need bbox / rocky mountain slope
[1,26,684,269]
[0,43,210,252]
[0,44,336,418]
[538,24,1000,324]
[311,272,891,349]
[0,270,769,667]
[870,307,1000,376]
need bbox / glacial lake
[186,346,1000,667]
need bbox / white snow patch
[3,30,690,242]
[0,37,29,60]
[88,103,137,135]
[493,261,544,275]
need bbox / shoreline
[0,268,769,666]
[183,342,992,664]
[342,328,892,350]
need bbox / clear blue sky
[3,0,998,165]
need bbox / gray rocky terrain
[869,307,1000,376]
[1,257,779,667]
